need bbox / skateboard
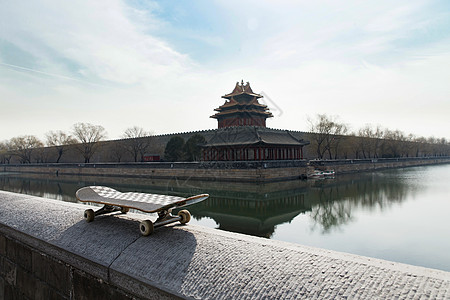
[76,186,209,236]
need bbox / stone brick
[16,265,65,300]
[1,257,17,286]
[3,281,22,300]
[73,270,138,300]
[0,235,6,256]
[15,266,36,299]
[32,251,71,295]
[0,276,4,300]
[33,278,67,300]
[6,238,32,270]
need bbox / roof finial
[241,79,244,86]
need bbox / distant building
[203,81,309,161]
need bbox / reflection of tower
[211,81,273,128]
[190,193,311,238]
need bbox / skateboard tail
[159,194,209,211]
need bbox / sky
[0,0,449,142]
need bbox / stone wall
[0,234,155,299]
[310,157,450,173]
[1,191,450,299]
[2,161,310,183]
[5,128,313,164]
[2,157,449,183]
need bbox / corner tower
[211,81,273,128]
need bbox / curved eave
[222,92,262,99]
[203,140,309,147]
[210,111,274,119]
[217,102,269,109]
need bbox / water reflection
[191,193,308,238]
[0,174,80,203]
[0,171,415,237]
[307,172,415,233]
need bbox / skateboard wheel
[84,209,95,222]
[121,207,129,213]
[178,210,191,224]
[140,220,154,236]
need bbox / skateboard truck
[139,209,191,236]
[83,205,191,236]
[84,205,129,222]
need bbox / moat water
[1,164,449,272]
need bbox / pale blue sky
[0,0,449,141]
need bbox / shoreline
[1,156,450,183]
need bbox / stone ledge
[0,190,449,299]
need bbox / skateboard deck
[76,186,209,236]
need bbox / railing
[309,156,450,166]
[1,160,309,170]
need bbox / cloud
[0,0,202,140]
[0,0,449,141]
[0,0,190,86]
[252,50,450,139]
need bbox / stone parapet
[1,191,449,299]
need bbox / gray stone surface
[1,190,450,299]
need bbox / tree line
[0,123,208,164]
[164,135,207,162]
[1,117,449,164]
[307,114,450,159]
[0,123,154,164]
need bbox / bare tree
[357,125,384,158]
[341,134,358,159]
[72,123,107,163]
[109,140,127,162]
[122,126,152,162]
[308,114,332,159]
[371,125,384,158]
[308,114,348,159]
[437,138,449,156]
[357,125,372,158]
[412,136,428,157]
[382,129,406,158]
[46,130,77,163]
[9,135,44,163]
[329,122,348,159]
[34,147,50,163]
[0,141,13,164]
[427,137,449,156]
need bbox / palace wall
[4,128,313,164]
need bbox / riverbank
[1,157,450,182]
[1,190,449,299]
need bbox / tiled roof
[211,108,273,118]
[222,81,262,99]
[205,126,310,147]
